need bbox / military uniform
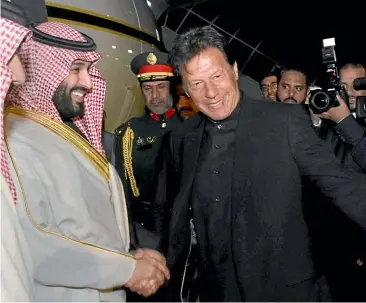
[114,52,183,247]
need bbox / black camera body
[356,96,366,118]
[354,77,366,118]
[309,38,348,114]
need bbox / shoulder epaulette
[115,121,131,136]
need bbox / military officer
[114,51,183,249]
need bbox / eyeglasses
[261,83,278,92]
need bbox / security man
[114,51,183,250]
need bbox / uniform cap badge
[146,52,157,65]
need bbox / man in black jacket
[316,63,366,172]
[307,63,366,301]
[157,26,366,302]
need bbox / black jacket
[308,116,366,301]
[157,94,366,301]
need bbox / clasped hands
[124,248,170,297]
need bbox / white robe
[1,176,35,302]
[4,108,136,302]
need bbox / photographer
[308,63,366,301]
[316,63,366,172]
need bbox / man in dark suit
[157,25,366,302]
[306,63,366,301]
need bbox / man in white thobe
[4,20,169,302]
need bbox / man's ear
[305,87,311,104]
[233,61,239,81]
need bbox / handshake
[124,248,170,297]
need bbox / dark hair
[278,68,310,88]
[260,72,278,85]
[168,25,235,75]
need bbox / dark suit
[308,119,366,301]
[158,93,366,301]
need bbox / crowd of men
[259,64,366,302]
[1,0,366,302]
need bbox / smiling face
[261,75,277,101]
[180,47,240,121]
[52,60,92,120]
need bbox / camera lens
[311,91,329,110]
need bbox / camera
[309,38,348,114]
[354,77,366,118]
[354,76,366,91]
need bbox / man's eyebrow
[71,61,86,68]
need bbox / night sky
[160,0,364,85]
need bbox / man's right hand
[124,252,170,297]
